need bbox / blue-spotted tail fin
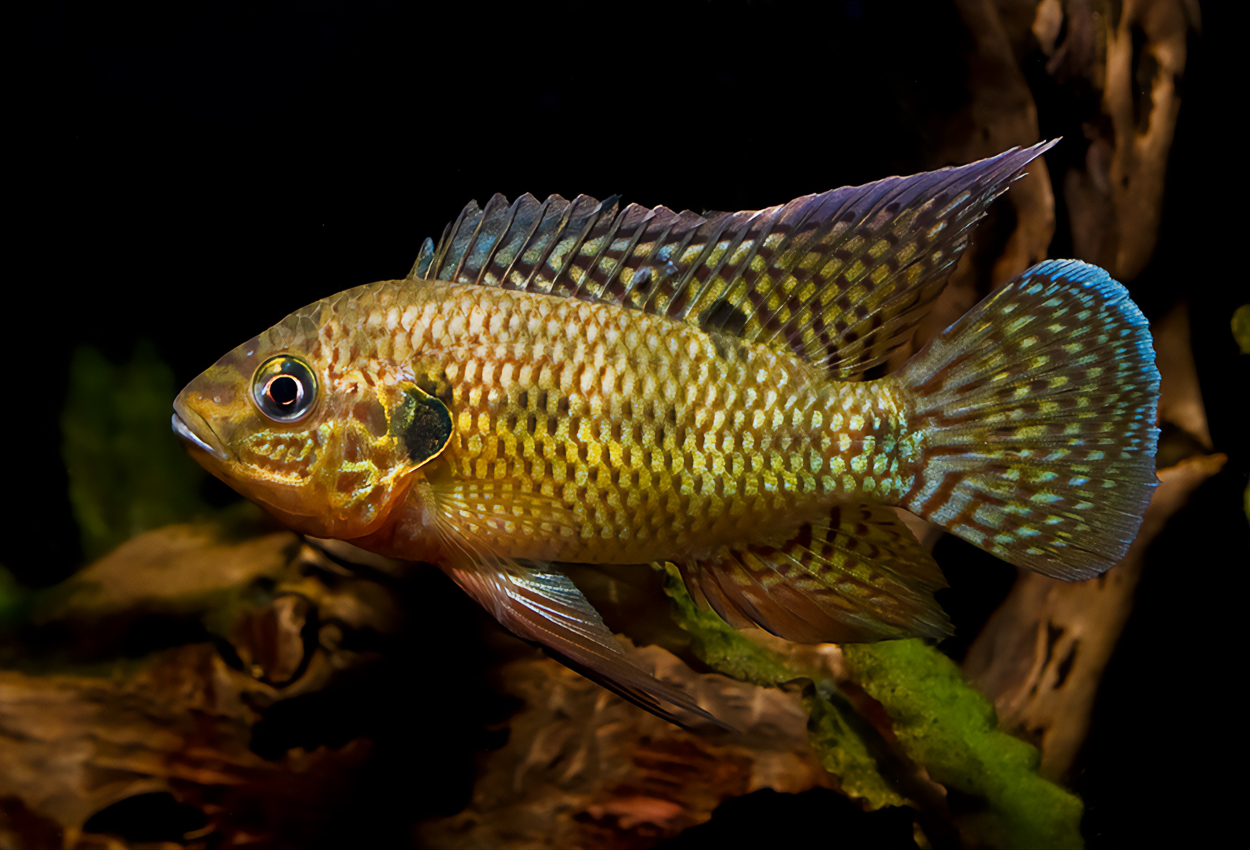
[896,260,1160,579]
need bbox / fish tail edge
[895,260,1160,579]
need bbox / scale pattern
[315,280,913,564]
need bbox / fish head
[172,286,453,540]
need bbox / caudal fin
[896,260,1160,579]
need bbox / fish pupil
[267,375,302,408]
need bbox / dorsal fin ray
[410,142,1055,378]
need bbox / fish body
[173,143,1159,721]
[312,279,911,563]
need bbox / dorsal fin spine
[613,207,663,306]
[540,196,586,293]
[566,194,622,301]
[517,195,570,293]
[643,215,710,317]
[410,237,435,279]
[672,214,746,322]
[694,214,765,322]
[530,195,590,294]
[549,195,610,297]
[433,200,479,279]
[448,196,499,283]
[756,177,917,350]
[571,204,628,301]
[501,194,557,290]
[744,197,826,342]
[595,205,652,303]
[492,193,538,290]
[474,194,522,287]
[627,214,682,313]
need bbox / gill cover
[264,379,454,538]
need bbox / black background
[7,2,1245,847]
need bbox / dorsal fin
[410,142,1055,378]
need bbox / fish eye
[252,355,318,422]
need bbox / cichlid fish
[172,142,1159,721]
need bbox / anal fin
[677,504,952,644]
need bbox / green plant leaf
[0,564,32,628]
[1233,304,1250,354]
[61,342,211,560]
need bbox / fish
[172,141,1160,723]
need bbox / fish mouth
[171,402,229,461]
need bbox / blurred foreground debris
[417,650,830,850]
[0,523,400,849]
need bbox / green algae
[843,640,1084,849]
[663,565,1084,848]
[661,564,906,809]
[659,564,795,687]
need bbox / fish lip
[171,403,229,461]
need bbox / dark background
[7,1,1245,846]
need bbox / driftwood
[1055,0,1198,280]
[417,648,831,850]
[963,452,1226,780]
[945,0,1214,788]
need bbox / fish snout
[171,396,229,461]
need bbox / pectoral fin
[442,556,724,728]
[678,504,952,644]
